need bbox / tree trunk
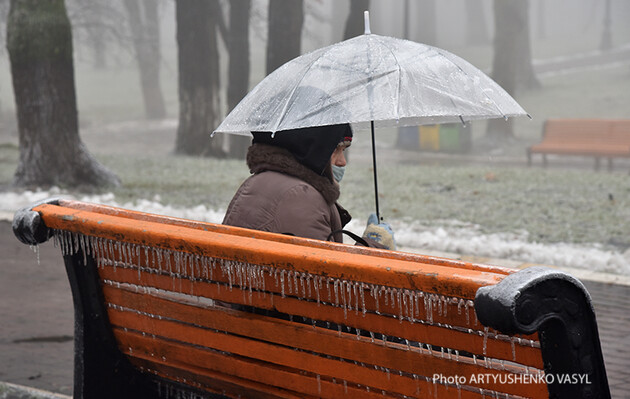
[0,3,7,118]
[123,0,166,119]
[514,0,540,91]
[175,0,224,156]
[89,29,107,69]
[486,0,538,140]
[227,0,252,159]
[266,0,304,75]
[415,0,437,45]
[600,0,612,51]
[344,0,369,40]
[536,0,546,40]
[465,0,490,45]
[7,0,119,189]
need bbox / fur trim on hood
[246,143,340,204]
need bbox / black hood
[252,124,352,175]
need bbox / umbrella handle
[370,121,380,221]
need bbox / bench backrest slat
[543,119,630,144]
[609,120,630,138]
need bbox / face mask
[332,165,345,183]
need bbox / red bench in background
[527,119,630,170]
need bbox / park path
[534,44,630,77]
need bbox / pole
[370,120,380,221]
[364,12,380,220]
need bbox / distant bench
[13,199,610,399]
[527,119,630,170]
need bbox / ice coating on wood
[52,229,482,326]
[52,230,539,346]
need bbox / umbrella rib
[371,35,402,122]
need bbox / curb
[0,382,71,399]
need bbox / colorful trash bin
[397,123,471,153]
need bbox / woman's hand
[362,213,396,250]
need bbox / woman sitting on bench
[223,123,395,250]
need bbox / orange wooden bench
[527,119,630,170]
[13,199,610,399]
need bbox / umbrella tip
[364,11,371,35]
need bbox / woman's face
[330,143,350,167]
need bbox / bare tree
[0,1,8,117]
[486,0,539,140]
[67,0,126,69]
[122,0,166,119]
[465,0,490,45]
[344,0,369,40]
[7,0,119,189]
[0,2,10,50]
[535,0,546,40]
[495,0,539,91]
[600,0,612,51]
[174,0,224,156]
[415,0,436,45]
[266,0,304,75]
[227,0,252,159]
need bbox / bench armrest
[475,267,588,334]
[12,198,60,245]
[475,267,610,399]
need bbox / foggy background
[0,0,628,138]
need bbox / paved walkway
[0,222,73,397]
[582,279,630,394]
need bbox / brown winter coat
[223,143,350,242]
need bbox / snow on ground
[3,189,629,275]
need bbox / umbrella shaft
[371,121,380,221]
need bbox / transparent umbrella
[214,12,528,220]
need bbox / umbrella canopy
[214,31,527,136]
